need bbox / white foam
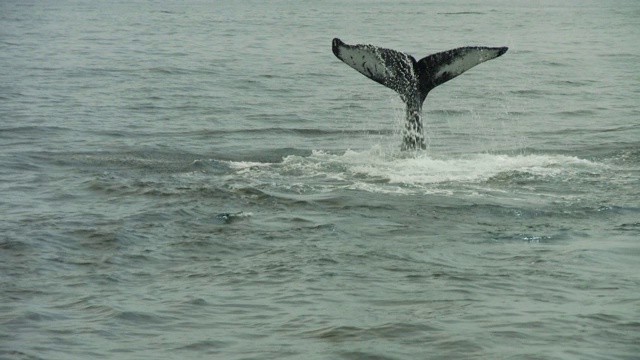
[222,148,602,195]
[224,160,273,170]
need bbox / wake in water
[220,147,604,197]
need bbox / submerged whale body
[331,38,508,150]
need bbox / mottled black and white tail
[331,38,508,150]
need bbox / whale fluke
[331,38,508,150]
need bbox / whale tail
[331,38,508,150]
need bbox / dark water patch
[165,229,268,259]
[432,338,484,354]
[304,72,333,79]
[578,313,622,324]
[305,322,439,341]
[179,297,209,307]
[172,339,232,352]
[19,310,68,324]
[541,60,570,67]
[336,351,401,360]
[0,238,32,251]
[599,52,638,58]
[0,40,23,46]
[614,321,640,330]
[44,253,104,268]
[615,222,640,231]
[146,66,192,75]
[328,102,371,112]
[339,202,397,212]
[0,350,42,360]
[597,124,640,133]
[85,175,157,197]
[551,79,598,87]
[0,88,29,100]
[93,130,129,138]
[69,227,134,252]
[509,89,546,96]
[114,310,174,325]
[439,11,485,15]
[553,109,597,117]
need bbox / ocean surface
[1,0,639,359]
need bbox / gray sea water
[2,0,640,359]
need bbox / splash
[220,148,602,196]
